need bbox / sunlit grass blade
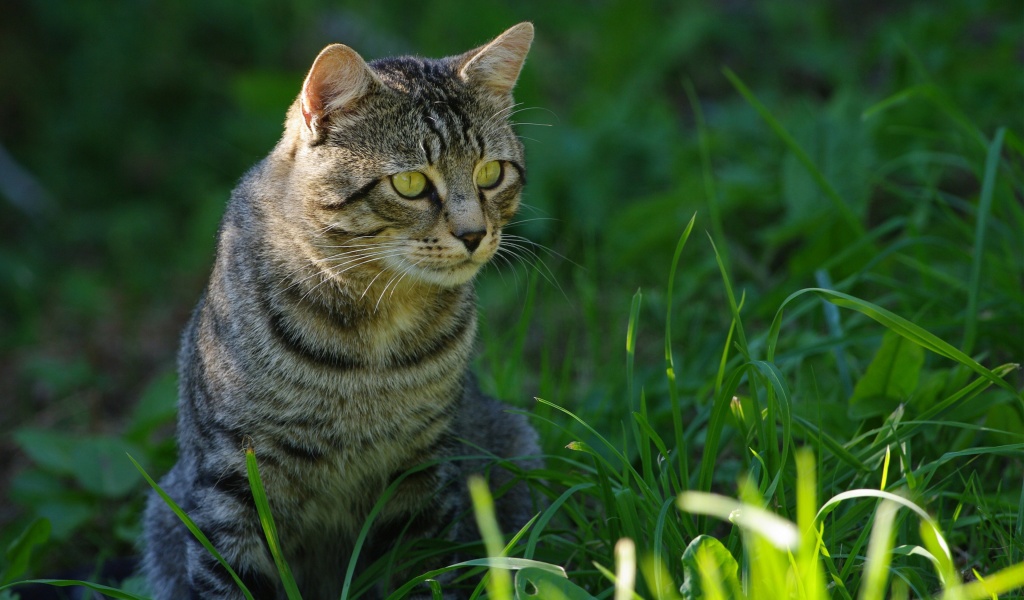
[127,453,255,600]
[948,562,1024,600]
[679,491,799,551]
[613,538,636,600]
[244,445,302,599]
[815,489,952,574]
[794,450,827,600]
[858,500,897,600]
[640,555,683,600]
[810,522,854,600]
[468,475,512,600]
[386,558,572,600]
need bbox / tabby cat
[141,23,540,600]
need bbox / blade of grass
[697,366,748,497]
[862,80,988,151]
[1017,477,1024,565]
[244,445,302,600]
[127,453,255,600]
[683,80,726,266]
[538,398,653,497]
[626,288,642,411]
[651,497,677,595]
[791,416,870,472]
[708,234,749,359]
[614,538,636,600]
[810,522,854,600]
[858,500,898,600]
[665,214,697,498]
[678,491,800,551]
[794,449,827,600]
[767,288,1018,395]
[814,269,853,398]
[640,555,683,600]
[469,476,512,600]
[950,562,1024,600]
[0,579,150,600]
[724,67,865,238]
[524,482,594,560]
[962,127,1006,357]
[816,489,952,570]
[343,455,481,600]
[751,360,793,512]
[385,558,568,600]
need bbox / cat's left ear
[458,22,534,96]
[300,44,380,140]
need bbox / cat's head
[279,23,533,290]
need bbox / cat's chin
[407,261,483,288]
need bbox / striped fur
[142,24,540,600]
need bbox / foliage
[1,0,1021,597]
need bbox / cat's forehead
[322,54,521,168]
[368,56,464,97]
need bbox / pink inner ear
[299,45,374,134]
[301,82,321,130]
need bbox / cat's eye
[475,160,503,189]
[391,171,428,198]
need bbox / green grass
[2,0,1022,598]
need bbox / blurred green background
[1,0,1021,583]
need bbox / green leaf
[32,500,93,540]
[14,430,145,498]
[849,331,925,418]
[127,370,178,439]
[0,579,149,600]
[514,567,595,600]
[245,447,302,600]
[723,68,864,238]
[1,518,50,584]
[985,403,1024,446]
[679,535,740,600]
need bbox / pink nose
[454,229,485,252]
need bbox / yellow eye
[476,160,503,189]
[391,171,428,198]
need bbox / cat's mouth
[394,254,488,288]
[419,259,481,282]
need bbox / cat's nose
[454,228,486,252]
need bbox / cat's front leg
[182,494,281,599]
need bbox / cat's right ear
[300,44,378,141]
